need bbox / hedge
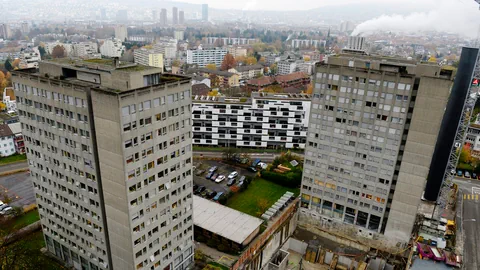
[261,171,302,188]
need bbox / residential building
[2,87,16,113]
[21,22,29,34]
[153,39,178,59]
[291,39,326,49]
[191,84,211,96]
[115,25,128,42]
[12,58,194,270]
[127,36,155,43]
[227,46,247,58]
[191,92,310,149]
[174,31,184,41]
[296,61,316,75]
[246,72,310,92]
[160,9,167,25]
[466,115,480,154]
[204,37,258,46]
[0,23,12,39]
[134,49,164,69]
[202,4,208,21]
[302,51,324,62]
[0,124,15,157]
[72,42,99,58]
[19,50,41,69]
[100,38,125,58]
[299,54,456,249]
[188,68,239,88]
[186,47,227,68]
[45,42,74,56]
[7,122,25,154]
[179,11,185,24]
[172,7,178,25]
[191,75,211,88]
[228,64,263,81]
[277,60,297,75]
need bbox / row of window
[121,90,190,116]
[14,83,88,108]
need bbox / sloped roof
[7,122,22,134]
[192,83,211,96]
[247,76,275,86]
[275,72,308,83]
[0,124,13,137]
[234,64,263,72]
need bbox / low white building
[72,42,99,58]
[277,60,297,75]
[187,47,227,67]
[0,124,15,157]
[192,75,211,88]
[153,38,178,59]
[228,64,263,81]
[134,48,164,69]
[19,50,40,68]
[99,38,125,58]
[192,92,311,149]
[2,87,16,113]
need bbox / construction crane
[432,1,480,219]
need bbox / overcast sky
[176,0,444,11]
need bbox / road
[0,171,35,207]
[0,160,28,173]
[452,177,480,270]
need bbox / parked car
[465,171,471,178]
[457,170,463,177]
[211,173,219,181]
[195,186,206,194]
[213,192,224,201]
[193,184,198,191]
[228,171,238,179]
[473,172,478,179]
[215,175,226,183]
[236,181,245,189]
[206,171,214,179]
[206,190,217,199]
[238,176,246,183]
[248,166,257,172]
[0,204,9,212]
[195,169,205,176]
[227,178,237,186]
[208,166,218,173]
[200,189,211,198]
[0,206,13,215]
[257,162,268,170]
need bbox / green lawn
[1,210,40,235]
[226,178,300,217]
[0,153,27,164]
[457,162,475,171]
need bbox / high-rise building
[13,58,194,270]
[134,48,164,69]
[115,25,128,42]
[299,53,456,249]
[202,4,208,22]
[20,22,29,34]
[172,7,178,25]
[116,10,128,22]
[100,8,107,21]
[186,47,227,67]
[0,23,12,39]
[160,9,167,26]
[152,10,158,21]
[174,30,184,41]
[179,11,185,24]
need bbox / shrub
[206,239,218,248]
[196,235,206,243]
[261,171,302,188]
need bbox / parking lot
[0,171,35,208]
[193,160,256,198]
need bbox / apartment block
[72,42,99,58]
[192,92,310,149]
[115,25,128,42]
[277,60,297,75]
[100,39,125,58]
[186,47,227,68]
[13,58,194,270]
[154,38,178,59]
[204,37,258,46]
[290,39,326,49]
[299,54,455,249]
[134,49,164,69]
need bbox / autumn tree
[235,55,246,64]
[305,83,313,94]
[209,74,221,88]
[12,59,21,70]
[262,84,283,93]
[207,89,219,97]
[259,56,266,63]
[205,63,217,70]
[172,60,181,67]
[51,45,66,58]
[221,53,236,71]
[304,56,311,61]
[245,56,257,65]
[269,63,278,75]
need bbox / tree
[172,60,181,67]
[37,46,46,58]
[263,84,283,93]
[209,74,221,88]
[12,59,21,70]
[205,63,217,70]
[4,59,13,72]
[51,45,66,58]
[304,56,311,61]
[207,89,219,97]
[221,53,236,71]
[305,83,313,94]
[270,63,278,75]
[428,56,437,63]
[245,56,257,65]
[236,55,246,64]
[222,147,239,161]
[0,102,6,111]
[259,56,266,63]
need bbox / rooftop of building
[192,92,311,104]
[193,195,264,245]
[45,58,158,73]
[7,122,21,134]
[231,64,264,72]
[0,124,13,137]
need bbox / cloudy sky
[176,0,445,11]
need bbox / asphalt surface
[0,171,35,208]
[193,151,304,163]
[0,160,29,173]
[193,160,256,196]
[452,177,480,270]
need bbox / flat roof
[7,122,21,134]
[193,195,263,245]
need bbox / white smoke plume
[352,0,480,38]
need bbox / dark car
[248,166,257,172]
[195,186,206,194]
[206,171,214,179]
[193,184,198,191]
[227,178,236,186]
[238,176,246,183]
[236,181,244,189]
[206,190,217,199]
[211,173,219,181]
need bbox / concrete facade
[300,54,454,249]
[12,59,194,270]
[186,47,227,68]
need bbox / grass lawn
[0,153,27,165]
[206,262,230,270]
[1,210,40,235]
[226,178,299,217]
[457,162,475,171]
